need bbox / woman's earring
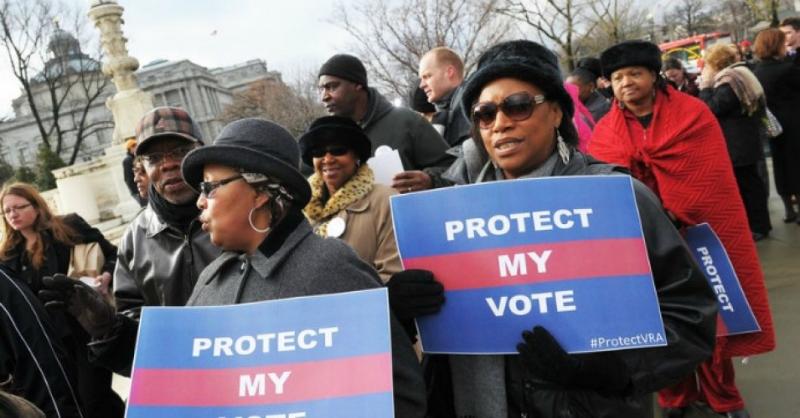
[248,207,270,234]
[617,100,625,109]
[556,129,570,165]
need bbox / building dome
[48,28,81,58]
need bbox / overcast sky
[0,0,356,118]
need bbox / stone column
[88,0,153,218]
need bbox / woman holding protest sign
[589,40,775,418]
[299,116,401,283]
[179,118,426,417]
[391,40,717,417]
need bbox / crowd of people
[3,16,797,418]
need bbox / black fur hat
[459,40,574,143]
[600,40,663,78]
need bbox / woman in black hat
[299,116,401,283]
[590,40,775,418]
[180,118,426,417]
[393,40,716,417]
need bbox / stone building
[0,29,280,168]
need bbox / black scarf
[147,184,200,233]
[257,208,305,258]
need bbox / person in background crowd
[699,43,771,241]
[577,57,613,99]
[779,17,800,56]
[418,47,471,147]
[0,183,123,418]
[300,116,402,283]
[40,107,222,377]
[739,40,755,62]
[122,139,145,207]
[563,82,595,152]
[318,54,454,193]
[753,28,800,224]
[132,157,149,204]
[1,267,82,418]
[180,117,426,417]
[393,39,716,417]
[566,64,611,122]
[662,57,700,96]
[589,40,776,418]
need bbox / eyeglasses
[3,203,32,216]
[310,145,350,159]
[199,175,243,199]
[472,92,546,129]
[140,145,195,168]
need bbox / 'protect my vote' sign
[391,176,667,354]
[685,223,760,336]
[126,289,394,418]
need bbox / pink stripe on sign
[129,353,392,406]
[403,238,650,291]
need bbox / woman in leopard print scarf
[300,116,402,283]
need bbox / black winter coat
[699,83,765,166]
[753,58,800,140]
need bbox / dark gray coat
[187,214,426,417]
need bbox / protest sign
[368,146,404,186]
[685,223,760,336]
[391,176,666,354]
[126,288,394,418]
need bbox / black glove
[38,273,117,339]
[387,269,445,321]
[517,326,630,394]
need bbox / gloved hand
[38,273,117,339]
[386,269,445,321]
[517,326,630,394]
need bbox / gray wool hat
[181,118,311,207]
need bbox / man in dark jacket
[41,107,222,376]
[318,54,454,193]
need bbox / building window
[165,89,183,108]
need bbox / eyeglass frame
[471,92,546,130]
[139,145,196,168]
[199,175,244,199]
[3,203,33,216]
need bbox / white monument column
[88,0,154,218]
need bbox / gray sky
[0,0,355,117]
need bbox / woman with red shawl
[589,40,775,418]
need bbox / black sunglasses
[310,145,350,158]
[472,92,546,129]
[199,175,243,199]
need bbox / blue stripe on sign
[417,275,665,354]
[133,289,391,369]
[391,176,643,259]
[125,392,393,418]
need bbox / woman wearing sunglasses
[180,118,425,417]
[299,116,401,283]
[393,40,717,417]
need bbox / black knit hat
[600,40,663,78]
[318,54,368,87]
[298,116,372,166]
[460,40,574,143]
[181,118,311,207]
[576,57,602,79]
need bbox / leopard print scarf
[304,164,374,237]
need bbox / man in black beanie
[318,54,454,193]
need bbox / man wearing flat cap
[318,54,455,193]
[41,107,222,375]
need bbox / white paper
[367,146,405,186]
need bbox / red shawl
[589,85,775,357]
